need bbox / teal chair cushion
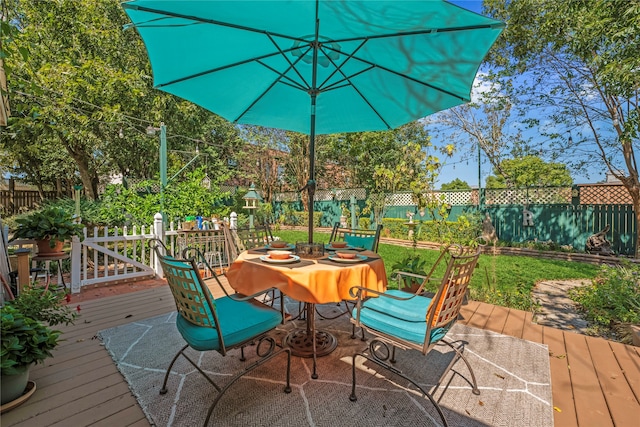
[353,290,448,346]
[345,234,375,251]
[176,296,282,352]
[361,289,431,322]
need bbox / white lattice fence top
[441,191,473,205]
[578,184,632,204]
[273,188,367,202]
[386,190,472,206]
[485,187,572,205]
[274,191,300,202]
[387,192,414,206]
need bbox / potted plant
[0,287,77,406]
[391,253,430,293]
[10,207,84,255]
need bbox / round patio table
[226,248,387,378]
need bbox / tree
[1,0,241,205]
[484,156,573,189]
[440,178,471,191]
[483,0,640,255]
[322,121,450,225]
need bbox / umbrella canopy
[122,0,505,241]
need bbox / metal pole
[350,195,357,229]
[478,142,482,208]
[160,123,167,221]
[306,14,320,244]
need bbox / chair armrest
[226,287,281,302]
[348,285,419,301]
[395,271,427,281]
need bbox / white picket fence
[7,214,234,294]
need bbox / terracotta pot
[36,239,65,256]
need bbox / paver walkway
[532,279,591,333]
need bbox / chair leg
[350,352,449,427]
[441,339,480,395]
[203,347,292,426]
[160,344,222,394]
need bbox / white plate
[260,255,301,264]
[325,244,353,250]
[266,243,295,250]
[328,254,367,263]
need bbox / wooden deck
[2,282,639,427]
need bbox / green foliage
[569,262,640,328]
[390,252,429,275]
[485,156,573,189]
[285,211,323,228]
[6,286,78,327]
[380,216,482,247]
[440,178,471,191]
[1,305,61,375]
[10,206,84,246]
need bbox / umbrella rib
[123,4,308,43]
[232,41,312,123]
[313,40,393,129]
[256,59,308,92]
[156,45,302,89]
[316,38,367,92]
[329,23,505,44]
[264,32,312,91]
[316,43,468,102]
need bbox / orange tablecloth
[226,251,388,304]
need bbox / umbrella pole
[307,13,321,245]
[307,93,316,244]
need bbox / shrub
[6,286,78,327]
[569,262,640,328]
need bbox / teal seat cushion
[345,234,375,251]
[360,289,431,322]
[176,296,281,352]
[353,290,448,346]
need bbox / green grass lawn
[272,229,600,311]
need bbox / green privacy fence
[273,198,636,255]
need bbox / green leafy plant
[10,206,84,247]
[569,262,640,341]
[1,305,61,375]
[390,252,431,292]
[6,286,78,327]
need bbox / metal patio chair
[329,222,383,252]
[349,245,481,427]
[313,223,384,322]
[149,239,291,426]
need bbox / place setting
[246,244,315,268]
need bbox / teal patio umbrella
[122,0,504,242]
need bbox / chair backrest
[149,239,220,330]
[423,245,480,351]
[329,222,383,252]
[235,224,274,250]
[224,223,274,261]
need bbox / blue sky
[431,1,601,188]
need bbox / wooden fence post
[15,248,30,294]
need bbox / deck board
[543,326,579,427]
[2,284,638,427]
[587,338,640,427]
[563,331,614,427]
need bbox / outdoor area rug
[99,302,553,427]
